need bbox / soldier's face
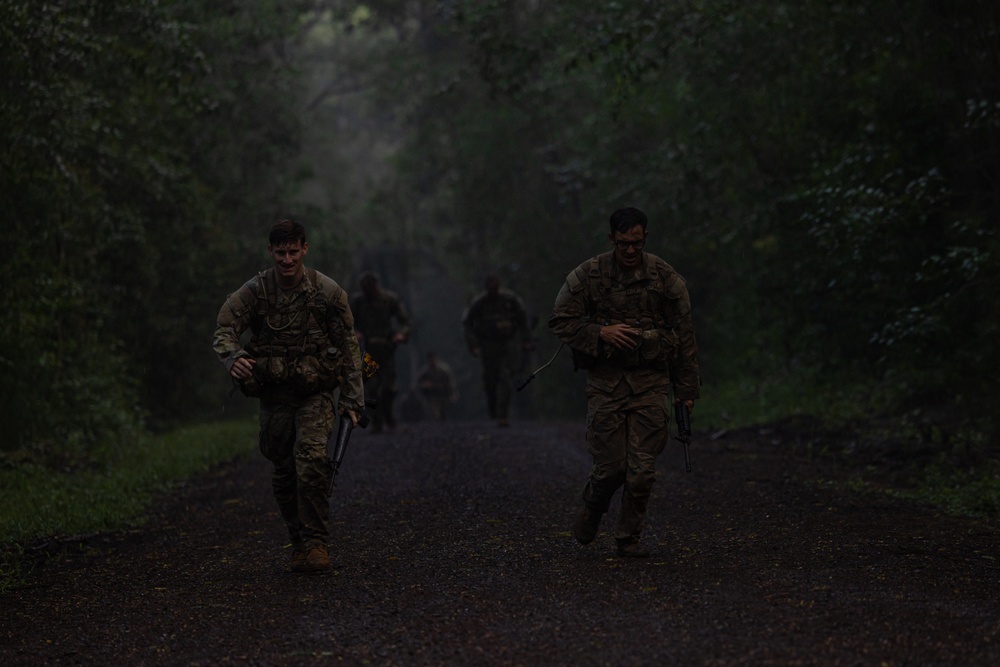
[268,240,308,284]
[610,225,646,269]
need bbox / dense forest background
[2,0,998,465]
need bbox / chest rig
[588,253,673,331]
[242,269,346,395]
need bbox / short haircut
[609,207,648,235]
[269,219,306,247]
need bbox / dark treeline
[3,0,999,461]
[0,0,316,456]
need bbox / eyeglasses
[614,239,645,251]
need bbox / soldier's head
[484,274,501,295]
[269,219,307,247]
[608,207,647,270]
[268,219,309,287]
[360,271,381,297]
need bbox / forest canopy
[2,0,998,460]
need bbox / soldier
[462,274,532,427]
[548,207,700,558]
[213,219,364,573]
[415,351,458,421]
[350,272,410,432]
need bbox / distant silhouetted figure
[351,272,411,433]
[462,274,531,427]
[415,351,458,421]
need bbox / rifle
[516,343,565,391]
[674,401,693,473]
[327,351,380,493]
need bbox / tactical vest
[571,252,681,371]
[586,252,676,330]
[242,268,345,396]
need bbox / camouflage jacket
[349,288,410,353]
[213,267,365,410]
[548,251,700,400]
[462,288,530,350]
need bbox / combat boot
[572,506,603,545]
[289,545,307,572]
[299,543,330,573]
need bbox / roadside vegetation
[0,420,256,591]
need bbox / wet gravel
[2,419,999,665]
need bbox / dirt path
[2,420,998,666]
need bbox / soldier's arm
[392,294,411,341]
[548,267,602,356]
[666,277,701,401]
[331,288,366,411]
[212,279,257,372]
[461,298,480,352]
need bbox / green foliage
[0,419,256,544]
[0,0,311,454]
[333,0,1000,448]
[901,458,1000,521]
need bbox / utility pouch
[255,356,288,384]
[639,329,662,362]
[238,375,263,398]
[290,348,342,395]
[238,355,282,397]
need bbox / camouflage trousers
[478,339,520,420]
[258,388,336,548]
[582,379,671,544]
[365,348,398,430]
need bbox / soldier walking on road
[350,272,411,433]
[548,207,700,558]
[462,274,532,427]
[213,219,364,573]
[415,351,459,421]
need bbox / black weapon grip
[675,401,692,437]
[674,402,692,473]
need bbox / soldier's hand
[675,399,695,412]
[230,356,256,381]
[341,408,361,427]
[600,323,642,351]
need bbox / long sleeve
[212,278,258,371]
[329,285,365,411]
[391,294,411,339]
[664,276,701,401]
[461,297,481,351]
[548,263,603,357]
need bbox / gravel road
[2,419,998,665]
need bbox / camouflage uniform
[213,267,364,551]
[462,287,530,423]
[548,250,700,547]
[350,286,410,431]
